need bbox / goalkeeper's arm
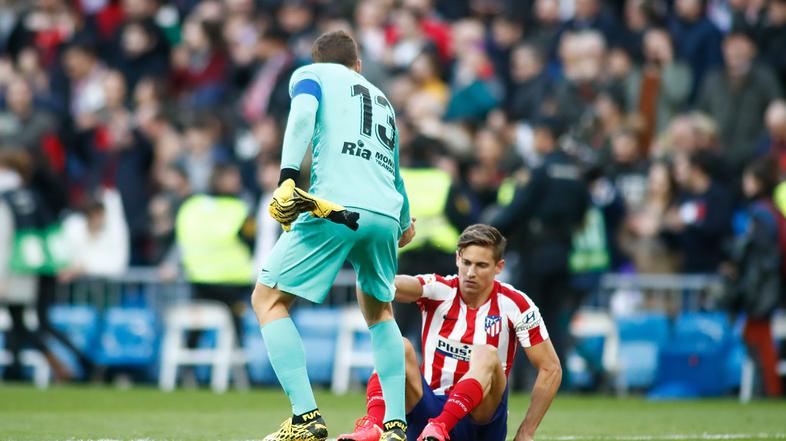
[278,81,320,184]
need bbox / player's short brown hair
[457,224,507,262]
[311,30,358,67]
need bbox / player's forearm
[397,177,411,231]
[394,275,423,303]
[515,362,562,440]
[393,137,410,231]
[280,94,318,176]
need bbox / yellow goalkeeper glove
[268,179,360,231]
[292,187,360,231]
[268,178,301,231]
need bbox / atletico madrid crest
[485,315,502,337]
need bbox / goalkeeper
[251,30,415,441]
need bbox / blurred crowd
[1,0,786,392]
[0,0,784,276]
[0,0,783,271]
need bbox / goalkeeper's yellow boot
[262,411,328,441]
[379,420,407,441]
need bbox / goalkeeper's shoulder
[289,64,323,85]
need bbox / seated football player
[339,224,561,441]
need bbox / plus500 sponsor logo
[436,337,472,362]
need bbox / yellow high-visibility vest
[399,168,459,254]
[176,195,253,285]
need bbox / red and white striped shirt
[415,274,549,395]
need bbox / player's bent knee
[469,345,501,378]
[251,284,286,319]
[471,344,499,368]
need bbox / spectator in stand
[276,0,318,63]
[15,46,51,96]
[560,0,619,47]
[240,26,297,124]
[0,149,69,381]
[0,149,98,381]
[410,50,449,106]
[169,17,228,109]
[446,19,502,122]
[383,7,432,73]
[617,0,665,63]
[607,127,650,210]
[112,18,170,92]
[727,0,768,34]
[758,100,786,176]
[528,0,563,62]
[505,42,553,123]
[620,160,681,273]
[698,29,783,174]
[59,188,130,281]
[222,11,259,94]
[178,113,231,194]
[175,163,254,340]
[4,0,82,66]
[652,113,698,157]
[759,0,786,89]
[149,162,192,265]
[581,86,628,157]
[402,0,452,62]
[669,0,724,101]
[0,76,58,155]
[353,0,391,87]
[354,0,389,64]
[624,28,691,147]
[445,157,499,232]
[488,16,524,89]
[551,30,608,128]
[62,40,108,126]
[664,150,733,273]
[252,157,281,272]
[723,156,783,398]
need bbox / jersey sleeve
[288,65,322,98]
[280,66,321,172]
[415,274,456,301]
[511,300,549,348]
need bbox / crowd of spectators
[2,0,786,393]
[1,0,785,288]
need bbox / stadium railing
[7,269,782,398]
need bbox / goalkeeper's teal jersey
[284,63,409,231]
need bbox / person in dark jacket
[665,150,734,273]
[504,42,554,122]
[668,0,724,101]
[723,156,783,397]
[759,0,786,90]
[492,117,591,376]
[111,18,170,92]
[698,29,783,174]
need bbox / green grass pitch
[0,385,784,440]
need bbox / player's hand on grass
[398,217,416,248]
[514,430,535,441]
